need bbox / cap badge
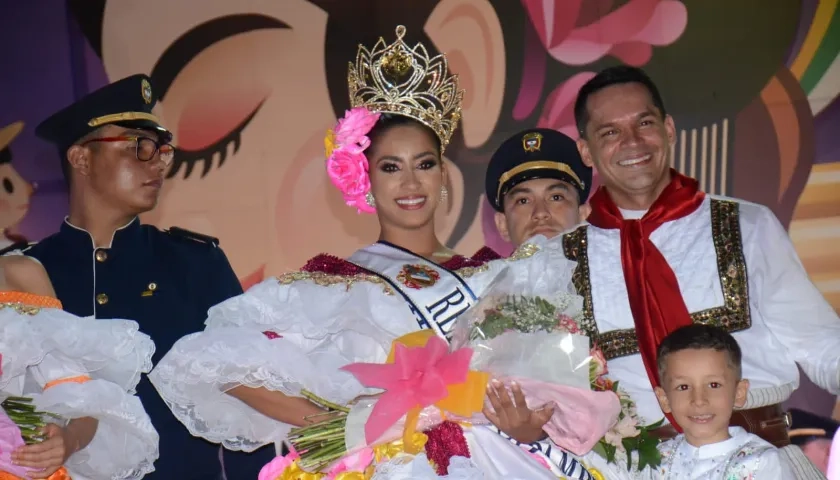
[141,79,152,104]
[522,132,542,152]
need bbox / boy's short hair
[657,324,743,380]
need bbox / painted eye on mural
[167,101,265,180]
[148,14,289,180]
[2,178,12,194]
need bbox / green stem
[300,390,350,413]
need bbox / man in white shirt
[563,64,838,478]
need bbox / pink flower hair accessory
[325,107,381,214]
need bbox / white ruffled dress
[150,237,592,479]
[0,292,158,479]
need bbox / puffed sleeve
[16,309,158,479]
[148,274,424,451]
[744,204,840,394]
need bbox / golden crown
[348,25,464,152]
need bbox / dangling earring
[365,191,376,207]
[440,186,448,204]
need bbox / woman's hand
[483,380,553,445]
[11,424,71,478]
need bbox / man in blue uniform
[24,74,274,479]
[486,128,593,246]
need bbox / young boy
[652,324,794,479]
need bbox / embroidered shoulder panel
[563,200,751,360]
[280,254,394,294]
[472,246,503,263]
[446,246,503,278]
[276,271,394,295]
[301,254,367,275]
[509,242,540,261]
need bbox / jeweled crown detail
[348,25,464,152]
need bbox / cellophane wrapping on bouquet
[269,268,622,479]
[447,269,621,454]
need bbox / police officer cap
[35,74,172,152]
[486,128,591,212]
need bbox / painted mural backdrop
[1,0,838,415]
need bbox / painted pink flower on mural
[522,0,688,67]
[519,0,688,139]
[491,1,688,255]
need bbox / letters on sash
[488,425,594,479]
[348,241,476,340]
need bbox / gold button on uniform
[95,250,108,262]
[96,293,109,305]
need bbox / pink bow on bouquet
[341,335,486,444]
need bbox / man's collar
[61,216,140,249]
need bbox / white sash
[348,242,476,340]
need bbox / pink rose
[327,149,371,207]
[327,149,374,214]
[556,314,581,334]
[590,346,609,377]
[334,107,381,153]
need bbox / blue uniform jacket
[25,218,274,480]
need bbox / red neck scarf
[587,169,705,431]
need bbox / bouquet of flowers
[261,270,656,478]
[448,279,663,471]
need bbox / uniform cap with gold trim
[34,74,172,152]
[485,128,592,211]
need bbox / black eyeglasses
[82,136,175,166]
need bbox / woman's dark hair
[366,113,442,155]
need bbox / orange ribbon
[44,375,92,391]
[0,466,71,480]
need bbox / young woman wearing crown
[149,26,605,479]
[0,254,158,479]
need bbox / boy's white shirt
[651,426,792,479]
[578,427,793,480]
